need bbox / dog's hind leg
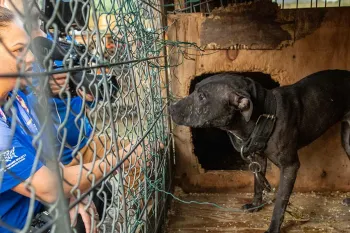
[242,153,267,212]
[341,112,350,206]
[341,112,350,159]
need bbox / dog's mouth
[170,112,234,129]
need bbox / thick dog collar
[227,91,277,158]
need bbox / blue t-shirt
[27,92,92,165]
[52,97,92,165]
[28,33,93,165]
[0,91,44,233]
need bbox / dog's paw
[342,198,350,206]
[264,228,283,233]
[241,203,263,212]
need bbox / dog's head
[169,73,256,128]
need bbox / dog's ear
[229,92,253,122]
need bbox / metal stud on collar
[256,114,276,125]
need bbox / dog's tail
[341,112,350,159]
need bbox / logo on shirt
[0,108,6,123]
[0,147,27,173]
[16,95,29,114]
[0,147,17,162]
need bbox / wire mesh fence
[0,0,173,232]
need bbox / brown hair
[0,7,14,28]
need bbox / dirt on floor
[166,187,350,233]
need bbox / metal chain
[241,145,274,196]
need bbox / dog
[168,70,350,233]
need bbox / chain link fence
[0,0,173,232]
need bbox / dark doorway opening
[190,72,280,170]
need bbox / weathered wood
[277,8,326,41]
[199,0,327,49]
[201,1,293,49]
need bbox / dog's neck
[224,86,275,141]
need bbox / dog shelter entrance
[190,72,279,170]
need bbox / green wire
[145,174,271,213]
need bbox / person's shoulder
[0,91,29,151]
[0,119,13,152]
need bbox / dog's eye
[198,93,206,101]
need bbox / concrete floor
[166,188,350,233]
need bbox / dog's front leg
[242,154,267,212]
[266,155,300,233]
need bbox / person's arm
[62,139,147,196]
[11,155,115,203]
[11,165,59,203]
[61,151,131,196]
[12,143,141,203]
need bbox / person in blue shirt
[24,29,95,167]
[0,0,153,171]
[0,8,143,233]
[0,0,96,167]
[16,5,141,169]
[28,64,94,166]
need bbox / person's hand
[50,73,69,95]
[78,89,95,102]
[106,139,164,174]
[125,140,164,168]
[69,196,98,233]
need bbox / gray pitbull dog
[168,70,350,233]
